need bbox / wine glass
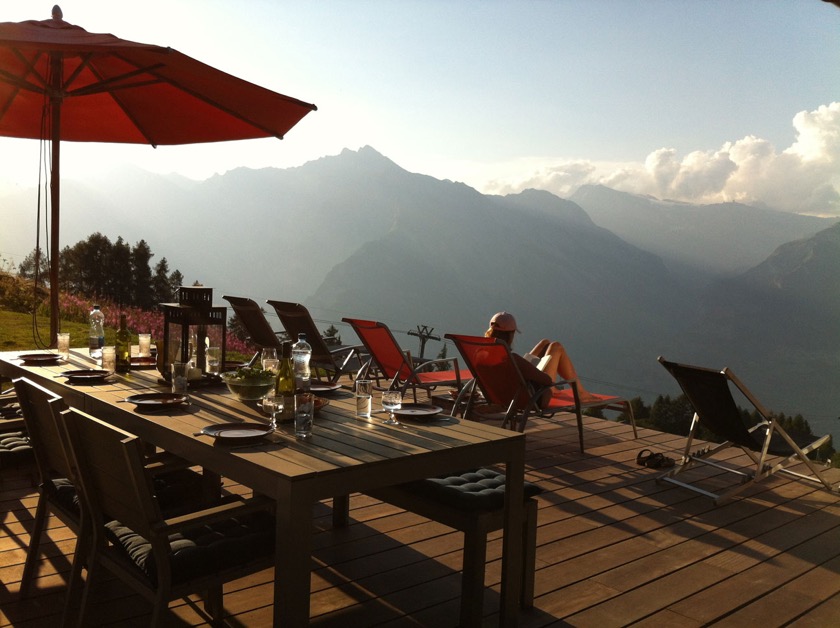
[261,347,279,372]
[381,390,402,425]
[263,395,283,431]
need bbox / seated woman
[484,311,596,403]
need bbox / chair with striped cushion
[56,406,276,627]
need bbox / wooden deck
[3,405,840,627]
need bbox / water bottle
[291,333,312,391]
[88,305,105,359]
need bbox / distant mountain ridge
[2,146,838,438]
[570,184,836,276]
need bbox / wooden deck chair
[12,378,76,599]
[266,299,365,384]
[446,334,636,453]
[657,356,840,504]
[342,318,472,402]
[13,378,212,605]
[222,295,283,365]
[55,406,276,628]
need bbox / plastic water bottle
[291,333,312,391]
[88,305,105,359]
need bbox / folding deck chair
[222,295,283,365]
[446,334,636,453]
[267,300,365,385]
[657,356,840,504]
[342,318,472,402]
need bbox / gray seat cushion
[400,467,542,511]
[105,509,275,586]
[0,430,33,466]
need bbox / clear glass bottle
[291,333,312,391]
[292,333,312,424]
[88,305,105,359]
[115,313,131,373]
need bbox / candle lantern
[159,286,227,385]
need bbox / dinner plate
[130,356,158,368]
[124,392,189,406]
[199,423,273,444]
[392,403,443,420]
[310,382,342,393]
[19,352,62,365]
[63,369,112,382]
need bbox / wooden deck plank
[2,405,840,627]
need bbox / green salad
[223,366,276,383]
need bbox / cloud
[489,102,840,216]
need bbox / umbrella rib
[81,60,161,147]
[0,49,49,96]
[68,63,167,98]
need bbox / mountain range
[2,146,838,438]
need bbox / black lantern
[160,286,227,385]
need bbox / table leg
[500,442,525,627]
[274,485,314,626]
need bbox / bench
[335,468,541,627]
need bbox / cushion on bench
[399,467,542,511]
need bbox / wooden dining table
[1,348,527,626]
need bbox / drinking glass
[171,362,189,395]
[206,346,222,374]
[261,347,278,371]
[381,390,402,425]
[138,333,152,357]
[57,332,70,360]
[101,346,116,373]
[295,392,314,438]
[355,379,372,418]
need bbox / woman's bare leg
[529,339,551,357]
[540,341,596,401]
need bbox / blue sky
[1,0,839,215]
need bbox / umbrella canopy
[0,6,317,343]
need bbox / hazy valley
[3,146,839,438]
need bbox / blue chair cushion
[401,467,542,512]
[105,509,275,586]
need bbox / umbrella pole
[48,53,61,347]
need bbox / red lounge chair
[342,318,471,401]
[267,300,365,385]
[446,333,636,452]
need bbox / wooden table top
[1,348,525,499]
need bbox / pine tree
[131,240,154,309]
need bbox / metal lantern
[160,286,227,384]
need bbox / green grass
[1,309,107,351]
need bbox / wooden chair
[12,378,76,598]
[266,299,366,384]
[446,333,636,452]
[343,317,472,402]
[55,406,276,627]
[13,377,209,603]
[0,387,34,481]
[657,357,840,504]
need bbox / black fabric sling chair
[657,356,840,505]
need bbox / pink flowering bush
[43,291,256,358]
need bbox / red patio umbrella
[0,6,317,344]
